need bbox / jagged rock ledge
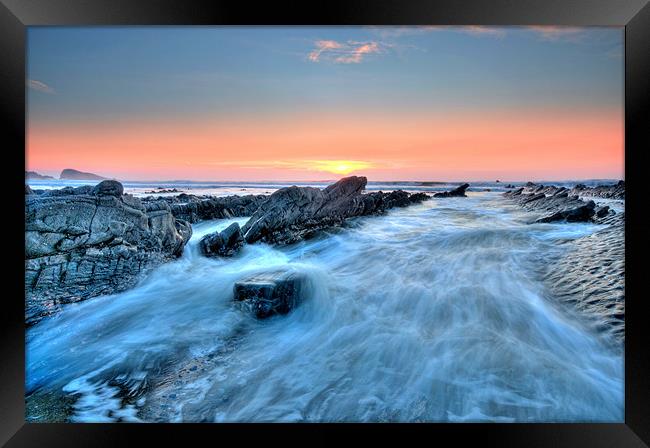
[200,176,430,256]
[503,183,618,223]
[572,180,625,200]
[143,193,268,223]
[544,211,625,343]
[505,182,625,343]
[25,180,193,324]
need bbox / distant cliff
[59,169,108,180]
[26,171,55,180]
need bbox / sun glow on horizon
[310,160,374,175]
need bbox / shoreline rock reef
[25,180,192,324]
[503,181,625,343]
[199,176,432,256]
[503,182,620,223]
[143,193,268,223]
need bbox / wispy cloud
[27,79,56,94]
[460,26,507,38]
[366,25,507,39]
[525,26,586,42]
[308,40,383,64]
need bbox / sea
[25,178,625,422]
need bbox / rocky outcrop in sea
[503,183,616,223]
[570,180,625,200]
[240,176,429,245]
[197,176,431,256]
[433,183,469,197]
[504,181,625,342]
[544,211,625,343]
[143,193,268,223]
[25,180,192,324]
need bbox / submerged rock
[433,183,469,198]
[200,222,244,257]
[233,271,309,318]
[25,180,193,324]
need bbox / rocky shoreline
[25,180,193,325]
[503,181,625,343]
[26,178,624,331]
[503,183,615,223]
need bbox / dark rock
[569,181,625,200]
[595,205,611,218]
[25,181,192,324]
[536,200,596,223]
[145,194,268,223]
[505,184,600,224]
[26,185,33,194]
[92,180,124,197]
[233,271,309,318]
[433,183,470,198]
[240,176,429,246]
[504,184,515,189]
[200,222,244,257]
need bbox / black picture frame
[2,0,648,446]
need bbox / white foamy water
[26,192,623,422]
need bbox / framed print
[1,0,649,446]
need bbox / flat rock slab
[233,271,309,318]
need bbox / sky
[26,26,624,182]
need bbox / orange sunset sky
[27,26,624,182]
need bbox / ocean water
[26,178,622,198]
[25,190,624,422]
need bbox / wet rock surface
[504,182,625,341]
[544,212,625,342]
[571,180,625,200]
[233,271,310,319]
[199,222,245,257]
[240,176,430,246]
[433,183,469,198]
[25,180,193,324]
[143,194,268,223]
[503,183,616,223]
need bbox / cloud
[525,26,586,42]
[366,25,507,39]
[308,40,383,64]
[460,26,507,38]
[27,79,56,94]
[308,40,344,62]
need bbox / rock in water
[147,194,268,223]
[25,181,193,324]
[504,183,606,223]
[200,222,244,257]
[569,181,625,200]
[233,271,309,318]
[240,176,429,245]
[433,183,470,198]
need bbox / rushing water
[26,192,624,422]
